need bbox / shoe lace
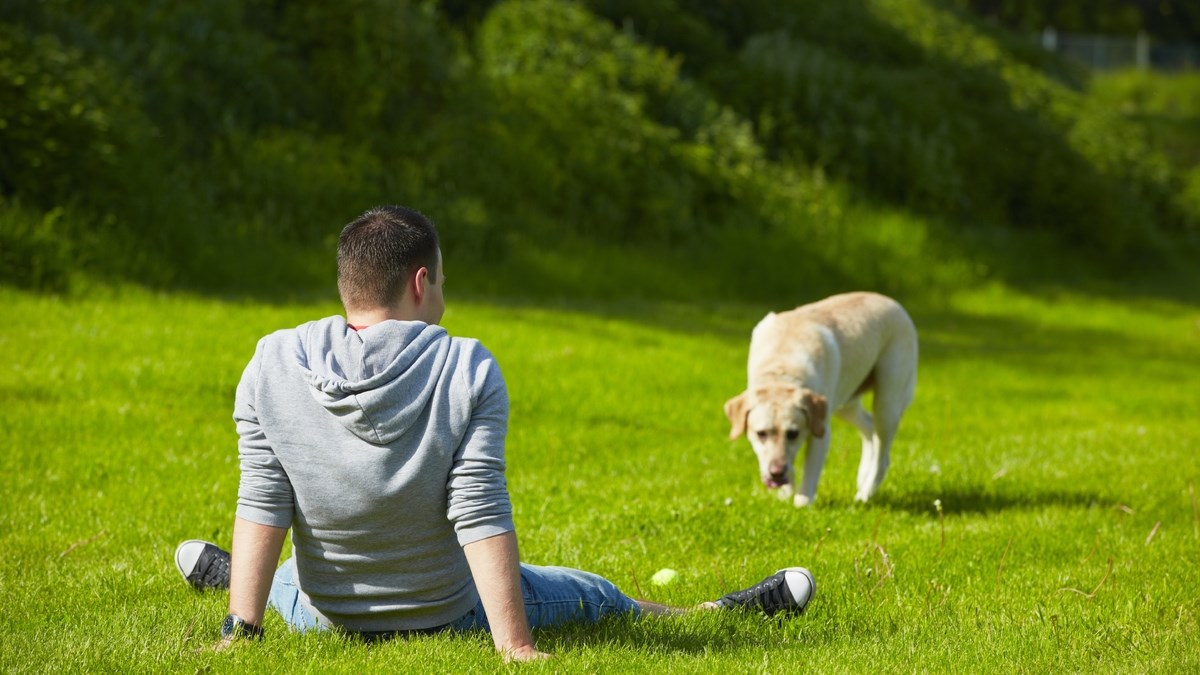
[722,573,791,614]
[191,548,231,590]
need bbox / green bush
[0,200,73,292]
[709,0,1189,253]
[274,0,457,140]
[473,0,709,243]
[0,22,145,210]
[0,0,1196,297]
[45,0,306,155]
[214,131,386,242]
[1088,68,1200,172]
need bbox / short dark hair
[337,205,440,310]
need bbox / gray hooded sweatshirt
[233,316,514,632]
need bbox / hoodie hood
[293,316,450,444]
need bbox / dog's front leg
[795,434,831,508]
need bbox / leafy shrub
[274,0,457,140]
[873,0,1186,242]
[0,0,1196,297]
[213,131,386,242]
[472,0,706,243]
[712,0,1191,253]
[0,22,145,209]
[0,201,73,292]
[467,0,841,246]
[1088,68,1200,172]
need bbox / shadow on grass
[530,609,816,656]
[872,483,1108,516]
[454,284,1197,386]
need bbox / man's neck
[344,302,423,329]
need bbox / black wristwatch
[220,613,264,640]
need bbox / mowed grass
[1,284,1199,673]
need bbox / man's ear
[411,266,429,304]
[724,392,749,440]
[801,392,828,438]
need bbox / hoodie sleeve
[446,346,515,546]
[234,339,295,528]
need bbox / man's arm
[227,339,292,639]
[462,531,549,662]
[450,349,545,661]
[226,517,287,632]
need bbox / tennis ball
[651,568,678,586]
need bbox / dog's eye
[756,431,769,441]
[785,429,800,441]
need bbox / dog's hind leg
[860,411,900,502]
[859,337,918,501]
[836,399,880,503]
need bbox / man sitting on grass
[175,205,815,661]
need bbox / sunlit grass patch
[1,284,1198,672]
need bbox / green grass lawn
[1,283,1198,673]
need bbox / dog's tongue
[763,477,787,489]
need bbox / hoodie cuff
[455,516,516,548]
[236,504,294,529]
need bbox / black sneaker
[716,567,815,616]
[175,540,231,591]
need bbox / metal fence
[1039,28,1200,71]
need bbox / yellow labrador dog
[724,292,917,507]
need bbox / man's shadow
[531,609,820,656]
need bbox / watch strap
[220,613,264,640]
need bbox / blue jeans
[267,558,641,635]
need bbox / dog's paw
[776,484,794,501]
[792,493,812,508]
[853,491,872,504]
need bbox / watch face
[220,614,262,640]
[220,614,237,639]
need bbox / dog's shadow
[866,483,1108,516]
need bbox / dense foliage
[1087,68,1200,229]
[953,0,1200,42]
[1,0,1196,297]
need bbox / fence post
[1136,30,1149,70]
[1042,25,1057,52]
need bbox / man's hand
[191,637,237,654]
[503,644,552,663]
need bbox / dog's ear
[724,392,749,440]
[801,392,828,438]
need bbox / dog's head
[724,384,827,489]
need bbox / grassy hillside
[2,0,1197,302]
